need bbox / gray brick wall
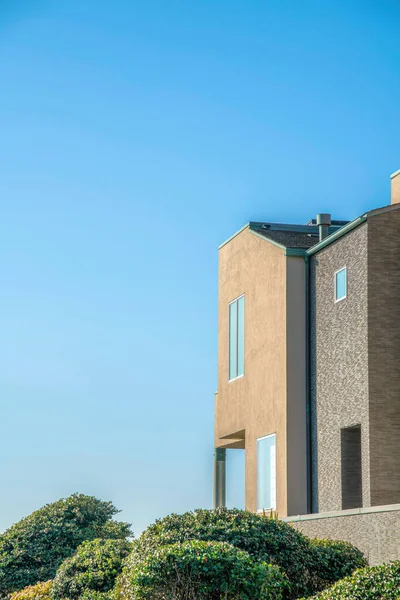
[368,210,400,506]
[310,223,370,513]
[287,507,400,565]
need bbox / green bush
[79,592,114,600]
[115,539,288,600]
[309,539,367,591]
[10,581,53,600]
[307,560,400,599]
[52,539,131,600]
[0,494,131,597]
[131,508,314,598]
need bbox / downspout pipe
[305,255,312,514]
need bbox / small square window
[335,267,347,302]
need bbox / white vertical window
[257,434,277,511]
[335,267,347,302]
[229,295,244,380]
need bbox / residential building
[214,169,400,522]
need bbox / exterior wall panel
[368,210,400,506]
[216,229,307,517]
[287,507,400,565]
[310,223,370,512]
[216,228,288,515]
[286,257,308,516]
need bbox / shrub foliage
[307,560,400,600]
[10,581,52,600]
[309,539,367,592]
[52,539,131,600]
[116,539,288,600]
[0,494,131,597]
[132,508,315,598]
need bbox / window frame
[334,266,347,303]
[228,294,245,382]
[256,433,277,512]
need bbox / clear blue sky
[0,0,399,535]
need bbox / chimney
[391,170,400,205]
[316,213,331,242]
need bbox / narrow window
[335,267,347,302]
[341,425,362,509]
[257,434,276,511]
[229,295,244,380]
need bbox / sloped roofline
[218,223,252,250]
[219,221,339,254]
[306,202,400,256]
[218,224,309,254]
[218,202,400,256]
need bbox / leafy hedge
[10,581,52,600]
[131,508,314,598]
[115,539,288,600]
[307,560,400,599]
[1,501,369,600]
[79,592,114,600]
[309,539,367,592]
[0,494,131,597]
[52,539,131,600]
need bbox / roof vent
[316,213,331,242]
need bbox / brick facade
[368,210,400,506]
[310,223,370,512]
[287,506,400,565]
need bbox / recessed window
[341,425,362,509]
[229,295,244,381]
[257,434,276,511]
[335,267,347,302]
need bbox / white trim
[334,266,347,303]
[229,293,245,306]
[390,169,400,179]
[284,503,400,523]
[228,374,244,384]
[257,433,276,442]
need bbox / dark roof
[252,228,319,249]
[219,218,350,251]
[306,218,349,227]
[249,220,349,250]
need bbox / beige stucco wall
[390,171,400,205]
[215,227,307,517]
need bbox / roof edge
[306,214,367,256]
[286,248,307,257]
[307,202,400,255]
[366,201,400,218]
[249,229,287,251]
[218,223,250,250]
